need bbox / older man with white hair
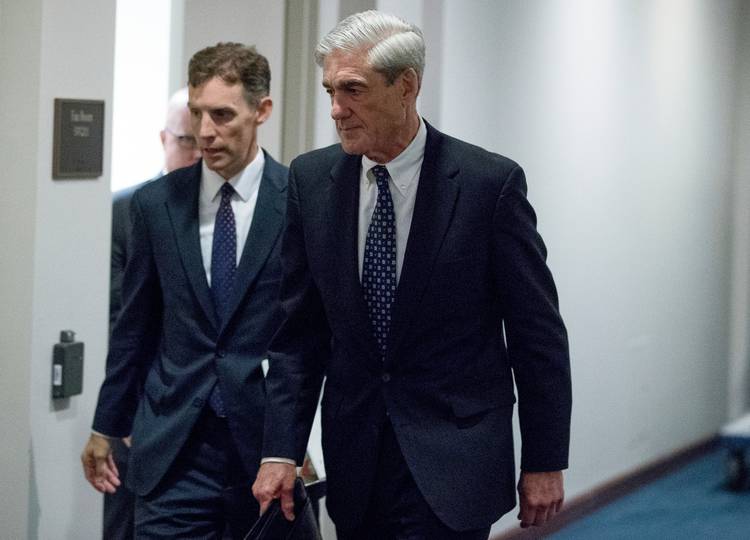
[254,10,572,540]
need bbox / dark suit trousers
[336,420,491,540]
[133,409,258,540]
[103,438,135,539]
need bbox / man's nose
[198,115,215,139]
[330,96,348,120]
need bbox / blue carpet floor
[550,450,750,539]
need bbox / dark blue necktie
[211,182,237,316]
[208,182,236,416]
[362,165,397,359]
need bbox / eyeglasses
[165,127,198,150]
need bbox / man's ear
[399,68,420,103]
[255,97,273,125]
[159,129,167,149]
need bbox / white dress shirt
[359,118,427,283]
[199,149,265,285]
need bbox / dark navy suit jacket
[263,123,571,531]
[94,154,288,496]
[110,176,159,331]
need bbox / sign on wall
[52,98,104,179]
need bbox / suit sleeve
[109,194,129,333]
[492,165,572,472]
[93,190,162,437]
[262,163,328,464]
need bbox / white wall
[728,2,750,419]
[433,0,742,534]
[313,0,342,150]
[180,0,286,161]
[0,0,116,537]
[31,2,116,537]
[0,0,42,535]
[110,0,172,191]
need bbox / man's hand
[517,470,564,528]
[81,433,121,493]
[252,462,297,521]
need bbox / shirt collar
[201,149,266,203]
[361,117,426,196]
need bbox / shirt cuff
[91,430,120,440]
[261,457,297,466]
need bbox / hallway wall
[728,1,750,419]
[0,0,116,536]
[30,1,116,537]
[433,0,743,533]
[0,0,42,536]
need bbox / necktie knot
[371,165,390,191]
[219,182,235,202]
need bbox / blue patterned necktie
[211,182,237,317]
[208,182,236,416]
[362,165,397,359]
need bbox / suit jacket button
[216,350,225,358]
[381,373,391,383]
[192,397,204,408]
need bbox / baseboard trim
[492,435,718,540]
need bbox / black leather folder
[244,478,322,540]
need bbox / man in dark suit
[104,87,200,540]
[253,10,571,539]
[82,42,287,539]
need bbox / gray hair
[314,10,425,85]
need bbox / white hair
[314,10,425,85]
[165,87,189,128]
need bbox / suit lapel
[220,153,286,332]
[165,162,220,330]
[327,153,381,363]
[387,125,460,363]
